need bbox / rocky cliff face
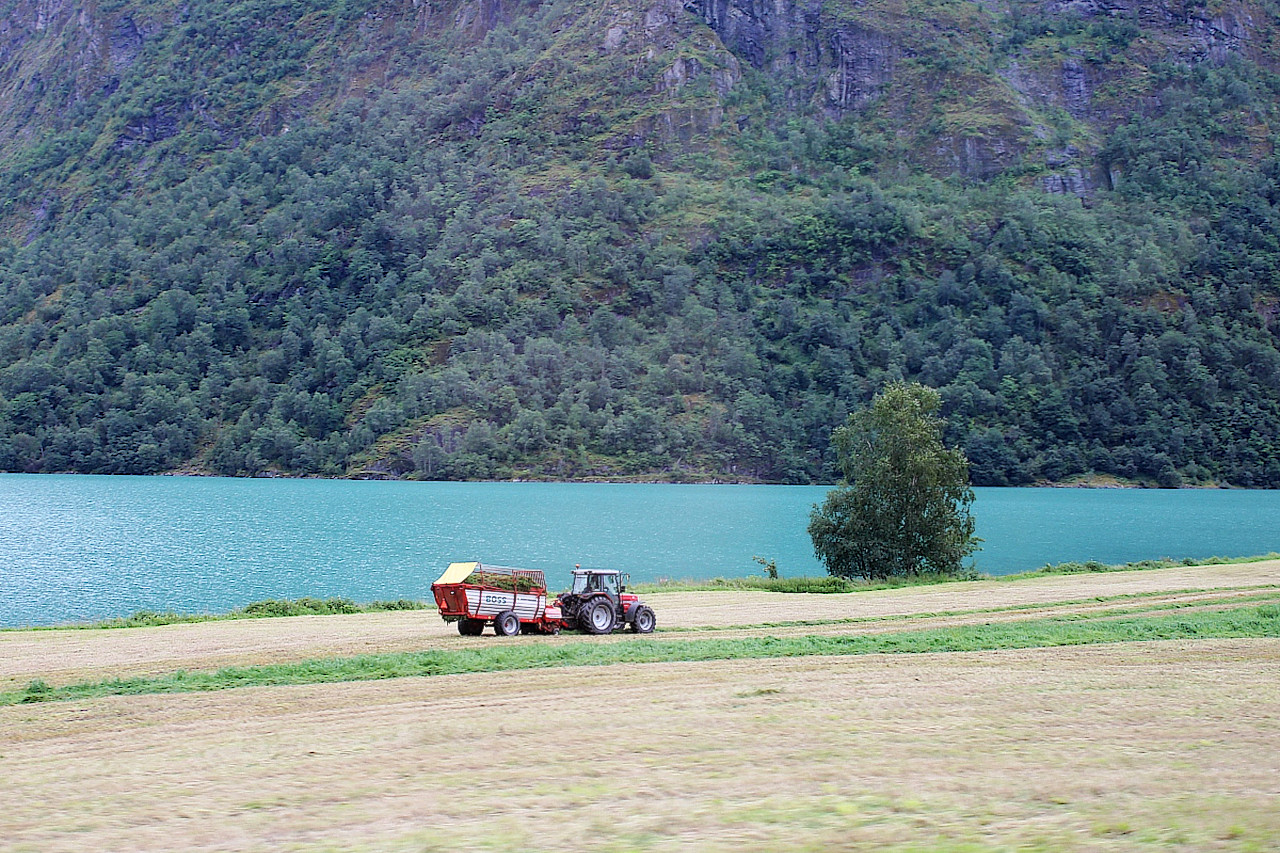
[0,0,1276,191]
[1,0,149,147]
[680,0,1275,183]
[683,0,896,114]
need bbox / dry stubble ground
[2,562,1279,851]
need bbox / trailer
[431,561,656,636]
[431,562,563,636]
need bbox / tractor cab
[570,568,624,597]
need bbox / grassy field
[2,560,1279,851]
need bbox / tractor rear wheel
[457,618,484,636]
[580,598,615,634]
[630,605,656,634]
[494,610,520,637]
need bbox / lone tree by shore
[809,381,979,581]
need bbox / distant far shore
[124,468,1247,488]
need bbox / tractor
[554,567,656,635]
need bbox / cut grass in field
[7,603,1278,706]
[6,643,1278,852]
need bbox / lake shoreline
[138,465,1245,489]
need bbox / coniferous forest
[2,0,1280,485]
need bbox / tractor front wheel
[580,598,615,634]
[630,605,656,634]
[494,610,521,637]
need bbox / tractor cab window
[571,572,620,596]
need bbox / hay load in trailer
[430,562,656,636]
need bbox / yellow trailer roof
[434,561,478,586]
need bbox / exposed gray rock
[454,0,515,39]
[685,0,824,72]
[108,16,143,72]
[1042,167,1089,196]
[826,26,895,112]
[685,0,894,115]
[603,24,627,51]
[1046,0,1256,65]
[1060,58,1090,119]
[116,102,181,148]
[933,134,1018,180]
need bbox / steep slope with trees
[1,0,1279,485]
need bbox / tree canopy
[809,382,978,580]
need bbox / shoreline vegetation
[154,467,1243,489]
[7,553,1277,633]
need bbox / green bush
[1023,553,1280,578]
[239,597,362,617]
[365,599,430,611]
[21,679,51,703]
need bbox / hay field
[3,562,1279,851]
[3,560,1277,691]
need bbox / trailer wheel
[580,598,615,634]
[458,618,484,636]
[494,610,521,637]
[630,605,656,634]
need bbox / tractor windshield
[571,572,619,596]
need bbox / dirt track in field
[3,640,1278,852]
[3,560,1279,691]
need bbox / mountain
[1,0,1279,485]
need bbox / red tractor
[554,566,656,635]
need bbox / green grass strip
[6,605,1279,706]
[1000,552,1280,581]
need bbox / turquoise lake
[2,473,1279,626]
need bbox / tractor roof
[571,567,619,575]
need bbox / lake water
[1,474,1278,627]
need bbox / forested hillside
[2,0,1279,485]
